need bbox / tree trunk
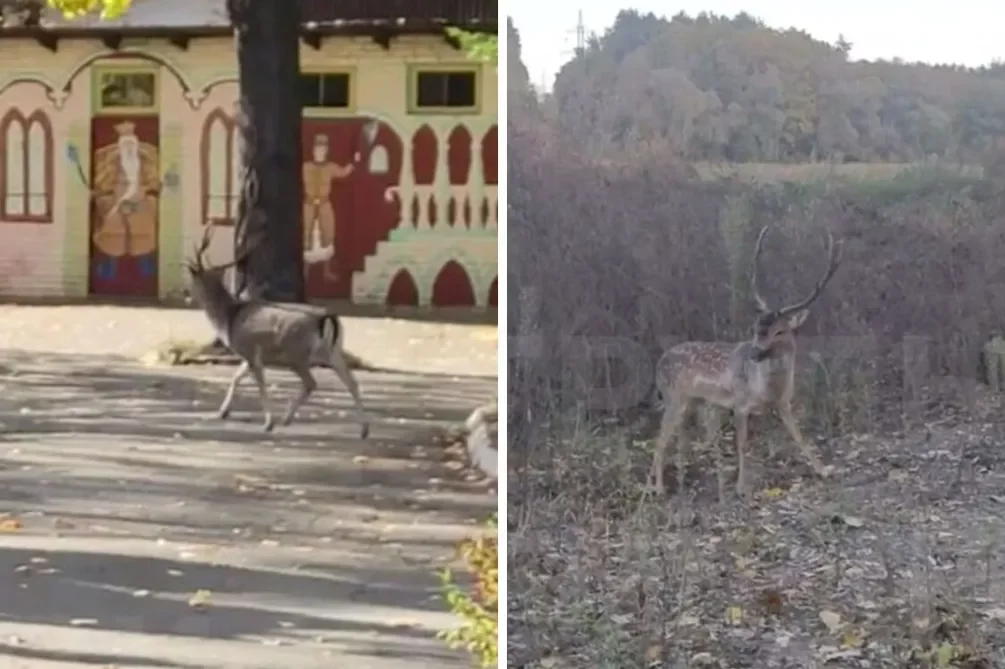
[226,0,304,302]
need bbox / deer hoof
[262,419,275,433]
[217,409,230,420]
[360,424,370,440]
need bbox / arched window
[1,109,53,223]
[200,108,241,226]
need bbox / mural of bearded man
[91,120,160,280]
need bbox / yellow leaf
[0,517,23,532]
[645,643,662,664]
[934,642,956,667]
[188,589,212,609]
[762,487,785,499]
[726,605,744,624]
[841,628,864,648]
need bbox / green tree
[446,26,498,65]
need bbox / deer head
[183,224,250,307]
[748,224,844,361]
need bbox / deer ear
[786,309,810,330]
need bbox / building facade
[0,0,498,309]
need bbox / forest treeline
[515,10,1005,165]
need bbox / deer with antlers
[183,225,368,437]
[648,224,844,498]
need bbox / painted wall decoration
[302,130,355,281]
[351,119,498,308]
[87,116,162,297]
[200,107,241,226]
[0,36,497,309]
[302,117,403,301]
[0,109,54,223]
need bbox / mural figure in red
[302,132,354,282]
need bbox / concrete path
[0,306,497,669]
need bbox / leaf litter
[509,406,1005,668]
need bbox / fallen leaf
[726,605,744,625]
[934,642,957,667]
[823,648,863,662]
[831,514,865,528]
[0,517,23,532]
[761,589,784,615]
[982,607,1005,621]
[841,628,865,648]
[690,652,716,666]
[819,610,843,633]
[69,618,98,627]
[762,487,785,499]
[611,613,633,626]
[644,643,662,665]
[188,589,212,609]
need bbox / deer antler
[776,231,844,318]
[183,224,216,273]
[750,224,772,313]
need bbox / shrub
[438,516,498,667]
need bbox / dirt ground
[509,392,1005,669]
[0,305,497,669]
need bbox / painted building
[0,0,498,309]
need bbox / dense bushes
[509,124,1005,458]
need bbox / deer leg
[702,407,726,504]
[218,360,250,419]
[282,364,317,426]
[735,410,750,497]
[778,403,828,477]
[649,396,689,494]
[328,346,370,439]
[246,359,273,432]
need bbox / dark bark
[226,0,305,302]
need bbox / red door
[88,115,160,298]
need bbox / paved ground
[0,306,498,669]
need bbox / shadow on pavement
[0,349,495,668]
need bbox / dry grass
[508,387,1005,669]
[692,161,984,183]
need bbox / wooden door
[88,114,160,298]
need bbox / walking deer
[184,225,369,437]
[649,224,844,498]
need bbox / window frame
[92,65,160,116]
[408,64,481,115]
[0,109,54,224]
[299,67,356,117]
[200,108,241,227]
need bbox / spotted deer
[184,224,368,437]
[649,225,844,498]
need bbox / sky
[508,0,1005,91]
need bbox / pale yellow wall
[0,34,498,307]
